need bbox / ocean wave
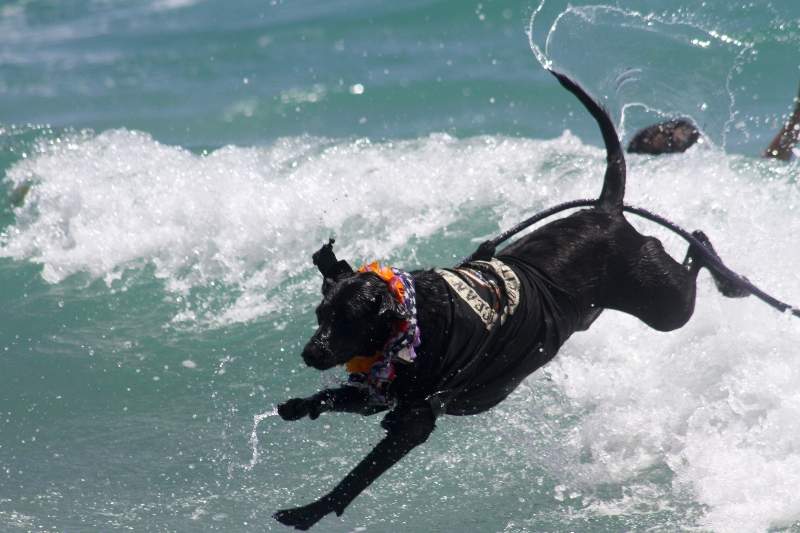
[2,126,800,531]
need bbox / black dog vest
[389,256,582,416]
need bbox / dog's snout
[300,341,319,366]
[301,337,334,369]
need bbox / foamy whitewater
[2,1,800,532]
[3,126,800,532]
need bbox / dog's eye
[330,309,361,326]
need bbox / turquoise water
[2,1,800,532]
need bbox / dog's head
[301,240,409,370]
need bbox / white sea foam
[488,148,800,532]
[0,128,603,325]
[3,128,800,531]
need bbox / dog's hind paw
[274,498,338,530]
[690,231,751,299]
[712,274,751,299]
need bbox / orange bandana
[357,261,406,303]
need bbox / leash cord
[458,199,800,318]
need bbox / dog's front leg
[274,404,436,530]
[277,385,385,421]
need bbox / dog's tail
[549,69,625,213]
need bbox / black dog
[273,70,747,530]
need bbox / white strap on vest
[437,258,520,330]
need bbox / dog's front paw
[278,398,322,421]
[273,498,337,530]
[278,398,312,421]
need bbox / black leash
[458,199,800,318]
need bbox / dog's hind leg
[683,230,750,298]
[611,230,750,331]
[613,237,699,332]
[274,404,436,530]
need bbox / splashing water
[3,1,800,532]
[3,125,799,532]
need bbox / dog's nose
[301,339,332,369]
[301,344,318,367]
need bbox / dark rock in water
[9,183,31,206]
[627,119,700,155]
[761,82,800,162]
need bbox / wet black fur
[273,70,746,530]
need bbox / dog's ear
[321,273,354,295]
[312,238,353,294]
[378,293,410,320]
[312,238,353,278]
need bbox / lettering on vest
[437,258,520,330]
